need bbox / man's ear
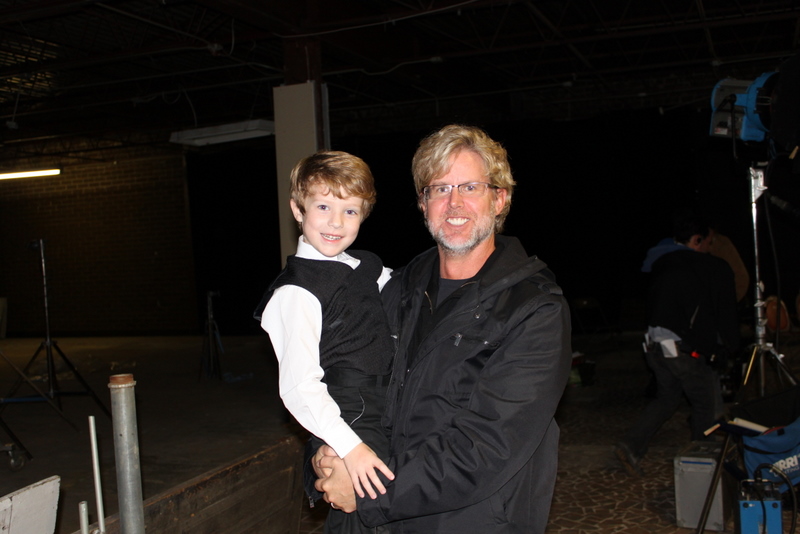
[687,234,702,251]
[493,187,509,214]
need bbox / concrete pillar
[273,36,329,266]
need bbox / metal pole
[108,374,145,534]
[89,415,106,533]
[38,239,51,348]
[749,167,768,396]
[207,291,214,372]
[79,500,90,534]
[37,238,57,399]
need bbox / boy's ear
[289,199,304,223]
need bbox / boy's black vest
[255,250,393,375]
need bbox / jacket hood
[480,235,551,294]
[641,237,691,273]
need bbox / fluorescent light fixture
[0,168,61,180]
[169,119,275,146]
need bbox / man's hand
[312,444,338,479]
[314,453,357,513]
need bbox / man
[615,210,739,477]
[313,124,572,533]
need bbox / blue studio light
[710,71,779,142]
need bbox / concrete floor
[0,331,796,533]
[0,335,293,534]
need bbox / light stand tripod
[694,164,799,533]
[743,165,797,395]
[0,239,110,421]
[200,290,223,380]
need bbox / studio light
[709,72,778,142]
[0,168,61,180]
[169,119,275,146]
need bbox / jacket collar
[401,235,549,302]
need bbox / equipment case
[674,441,732,530]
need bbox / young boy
[254,151,394,532]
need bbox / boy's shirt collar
[296,236,357,265]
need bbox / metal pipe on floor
[109,374,145,534]
[79,500,90,534]
[88,415,106,533]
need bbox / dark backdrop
[186,107,800,335]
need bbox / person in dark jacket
[615,210,739,477]
[313,124,572,534]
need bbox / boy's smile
[290,186,364,258]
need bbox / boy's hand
[342,443,395,499]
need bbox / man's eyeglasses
[422,182,499,200]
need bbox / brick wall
[0,145,198,336]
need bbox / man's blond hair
[412,125,515,232]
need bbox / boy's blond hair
[290,151,377,219]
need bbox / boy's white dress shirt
[261,236,391,459]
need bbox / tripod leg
[0,342,46,415]
[765,347,798,386]
[694,434,732,534]
[0,350,77,430]
[742,345,759,388]
[214,323,224,356]
[51,342,111,418]
[44,341,60,405]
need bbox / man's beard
[426,204,497,257]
